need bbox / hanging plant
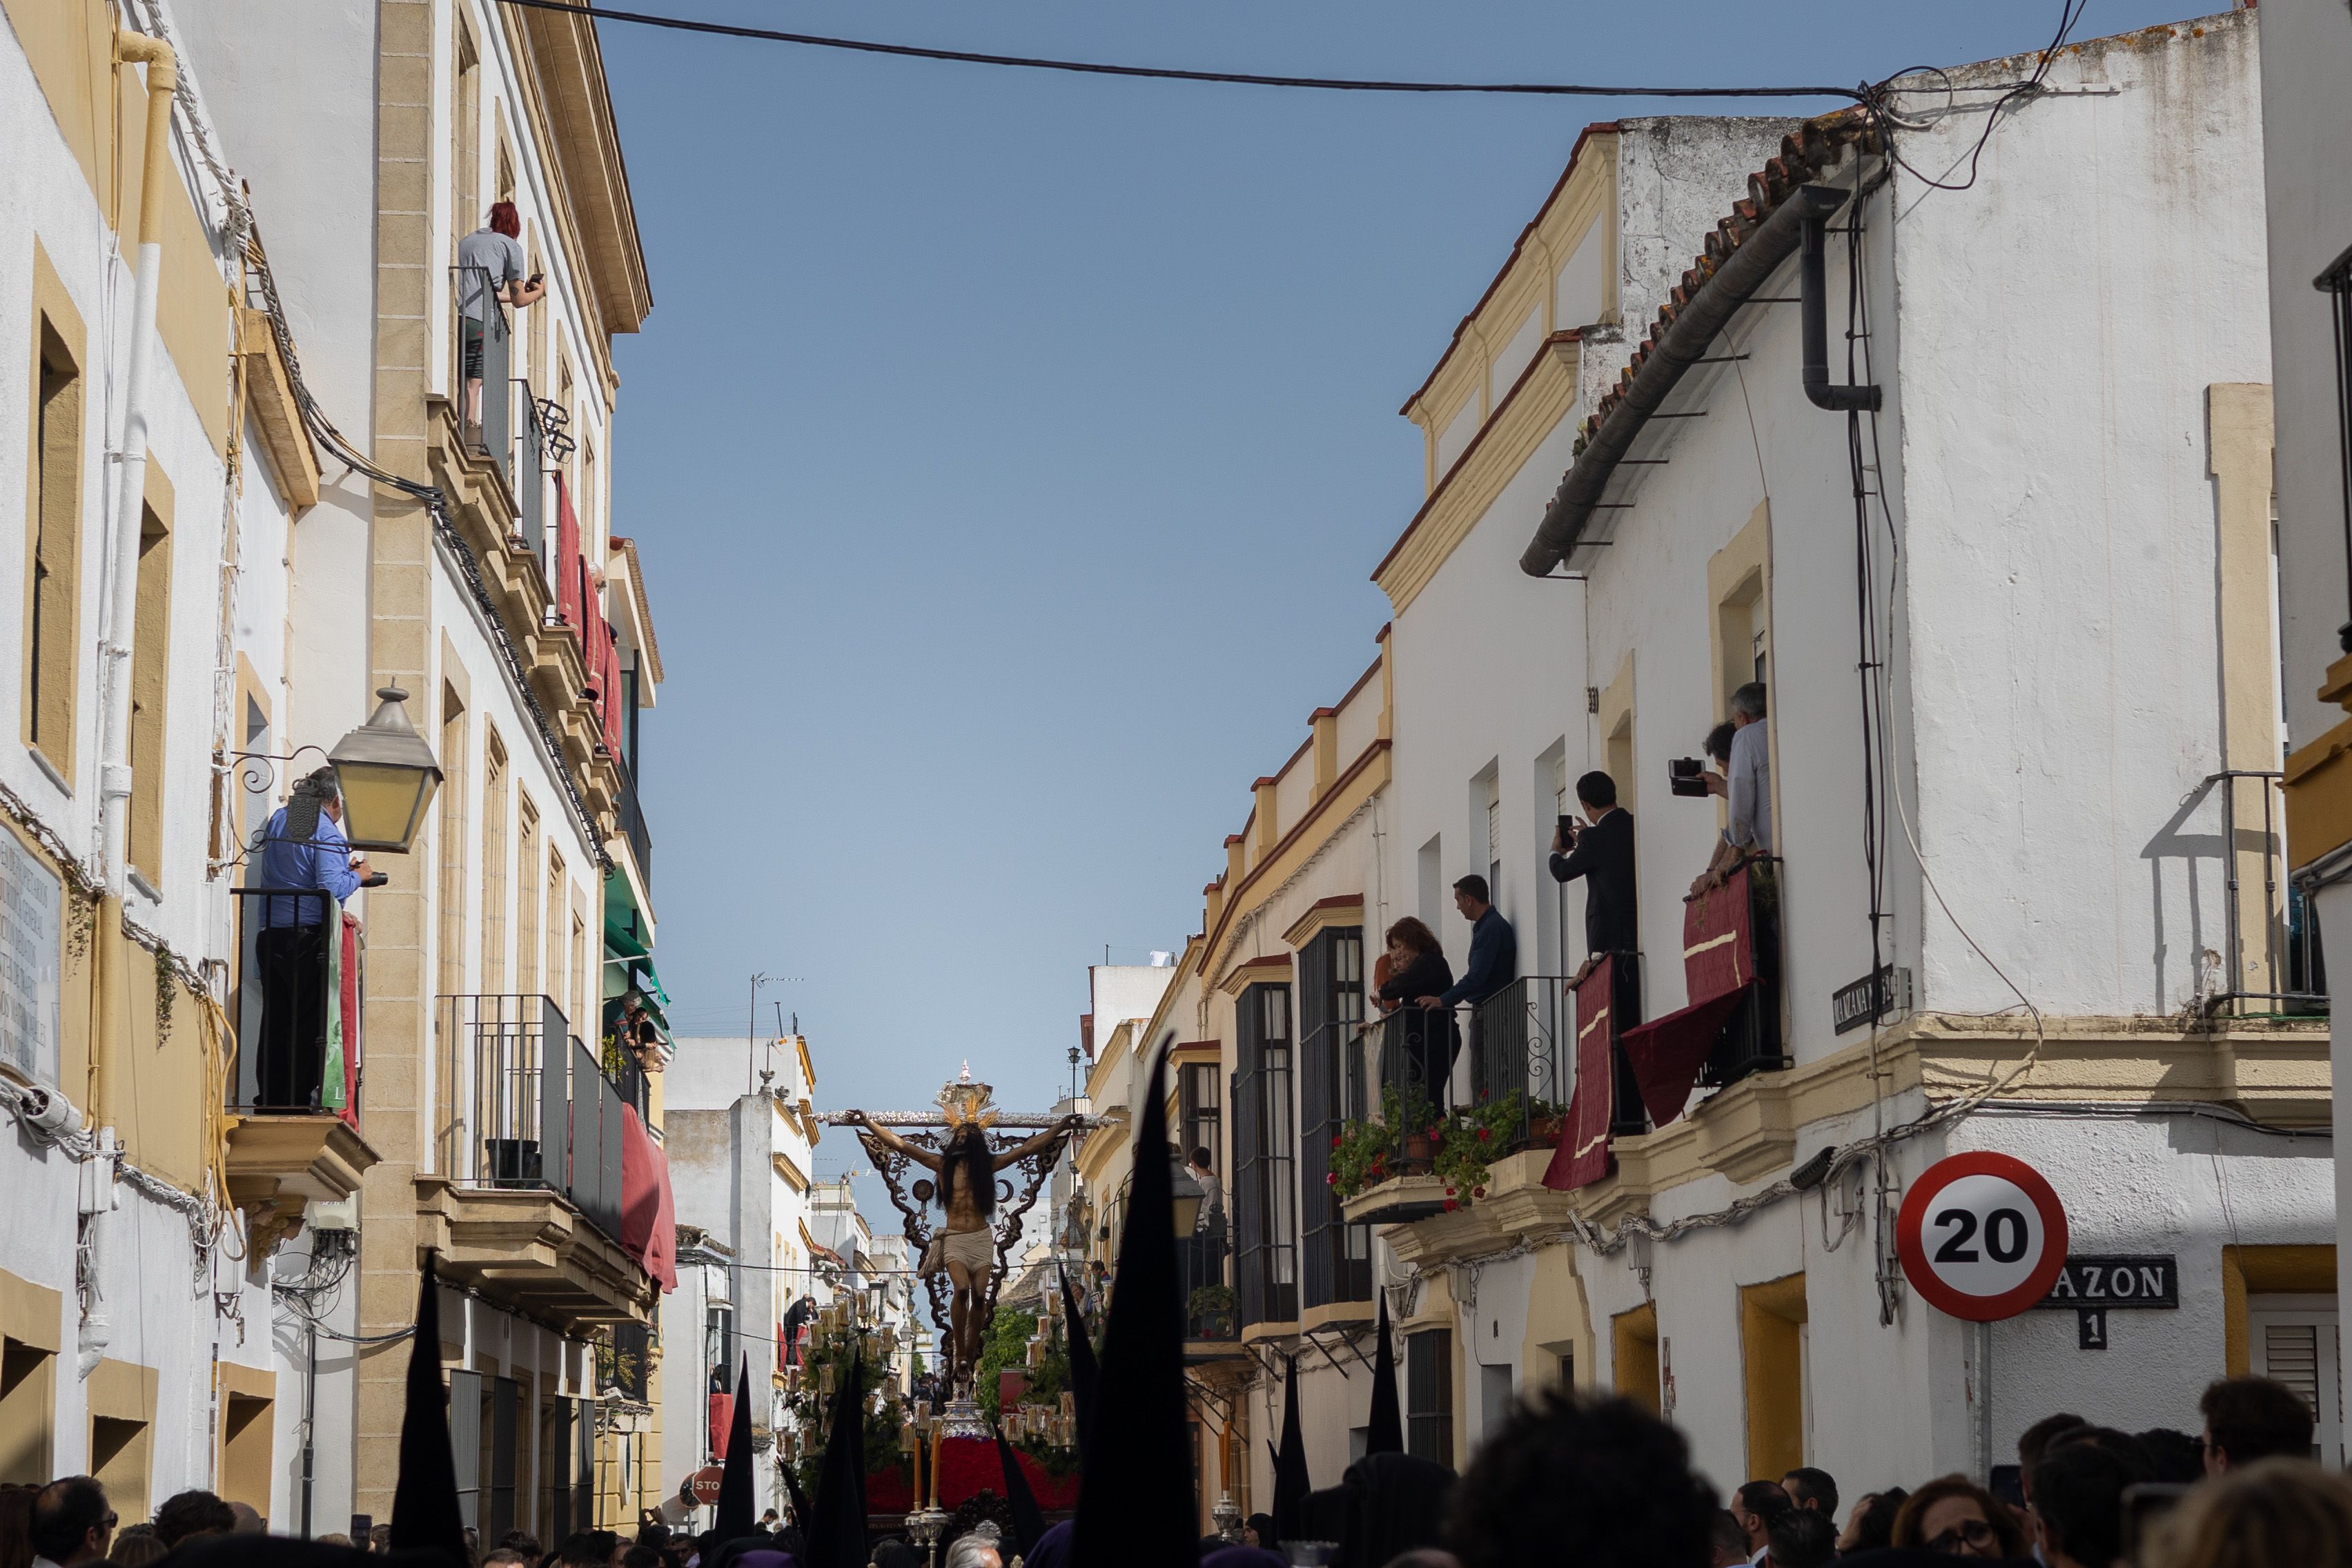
[154,941,177,1045]
[1432,1092,1526,1211]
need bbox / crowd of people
[10,1372,2335,1568]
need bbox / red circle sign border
[1896,1150,2070,1322]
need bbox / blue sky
[606,0,2197,1178]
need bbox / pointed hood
[1272,1354,1310,1545]
[388,1261,467,1562]
[993,1420,1050,1556]
[1365,1292,1404,1456]
[1058,1264,1099,1457]
[714,1358,757,1540]
[1071,1044,1193,1568]
[805,1349,870,1568]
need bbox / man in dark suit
[1418,874,1518,1011]
[1548,770,1638,979]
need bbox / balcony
[223,890,380,1246]
[1181,1231,1239,1354]
[429,994,656,1329]
[613,754,654,895]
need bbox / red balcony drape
[708,1392,734,1460]
[620,1104,677,1291]
[555,473,582,628]
[1618,864,1762,1127]
[1543,957,1618,1192]
[338,915,361,1130]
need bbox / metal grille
[1467,976,1569,1150]
[1235,983,1297,1326]
[1300,929,1371,1310]
[1407,1328,1454,1467]
[437,993,627,1245]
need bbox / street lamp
[328,685,443,852]
[1169,1152,1205,1238]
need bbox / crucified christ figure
[847,1110,1080,1385]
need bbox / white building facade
[1360,11,2335,1492]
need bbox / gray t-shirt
[455,228,527,320]
[1724,718,1772,853]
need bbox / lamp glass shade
[1170,1157,1206,1237]
[329,685,444,852]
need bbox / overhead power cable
[500,0,1872,103]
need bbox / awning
[1620,986,1751,1128]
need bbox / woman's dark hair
[1845,1488,1905,1554]
[487,199,522,238]
[1703,723,1737,765]
[1446,1391,1712,1568]
[943,1125,997,1217]
[1891,1477,2026,1556]
[1384,917,1442,957]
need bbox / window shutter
[448,1369,482,1531]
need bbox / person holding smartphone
[1549,769,1638,983]
[455,200,548,432]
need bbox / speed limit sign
[1897,1151,2069,1322]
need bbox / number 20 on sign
[1896,1151,2070,1322]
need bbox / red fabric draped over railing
[338,915,361,1130]
[709,1393,735,1460]
[555,473,582,628]
[620,1105,677,1291]
[1619,863,1763,1127]
[1544,957,1618,1192]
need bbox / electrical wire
[500,0,1876,103]
[1870,0,2089,195]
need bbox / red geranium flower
[1476,1128,1491,1141]
[1326,1173,1337,1185]
[1444,1187,1456,1197]
[1473,1186,1487,1198]
[1442,1199,1458,1212]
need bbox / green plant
[974,1307,1039,1420]
[1329,1086,1440,1199]
[1188,1284,1235,1333]
[1433,1092,1525,1211]
[154,941,176,1045]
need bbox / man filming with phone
[1691,681,1770,899]
[1550,770,1637,986]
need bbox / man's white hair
[942,1523,1003,1568]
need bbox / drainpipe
[1800,204,1881,412]
[91,30,176,1135]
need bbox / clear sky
[605,0,2201,1179]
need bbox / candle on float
[928,1422,944,1509]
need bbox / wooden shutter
[447,1369,482,1531]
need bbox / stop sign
[689,1466,725,1505]
[1896,1151,2069,1322]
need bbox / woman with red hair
[455,199,545,431]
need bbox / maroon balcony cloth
[1682,863,1756,1006]
[1619,989,1750,1128]
[620,1104,678,1290]
[556,473,582,628]
[710,1391,735,1459]
[1543,957,1618,1192]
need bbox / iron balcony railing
[1465,976,1572,1153]
[437,993,627,1246]
[1366,1005,1456,1115]
[1181,1230,1236,1342]
[228,888,362,1115]
[613,754,654,892]
[2317,242,2352,654]
[2198,770,2327,1015]
[453,266,515,489]
[1694,861,1787,1094]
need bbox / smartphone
[1988,1464,2023,1509]
[1668,756,1712,798]
[1557,813,1579,848]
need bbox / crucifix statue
[839,1067,1081,1402]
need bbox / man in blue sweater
[253,767,365,1107]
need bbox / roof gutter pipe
[1519,182,1854,578]
[1801,199,1883,412]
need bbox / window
[0,1299,57,1483]
[571,901,589,1046]
[23,309,83,773]
[435,688,470,999]
[479,727,509,991]
[1178,1062,1220,1171]
[1418,836,1442,931]
[1486,791,1502,904]
[2250,1295,2344,1466]
[1740,1274,1809,1480]
[515,796,541,997]
[1234,983,1296,1326]
[0,834,63,1086]
[1407,1328,1454,1466]
[545,847,566,1016]
[127,498,172,884]
[1300,927,1370,1310]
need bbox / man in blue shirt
[1414,874,1518,1104]
[253,767,366,1107]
